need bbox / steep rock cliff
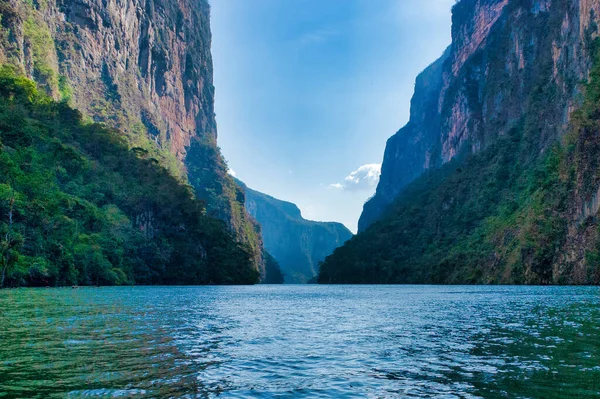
[0,0,215,158]
[241,182,353,283]
[360,0,600,232]
[359,48,450,230]
[321,0,600,285]
[0,0,265,275]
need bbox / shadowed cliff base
[0,0,267,277]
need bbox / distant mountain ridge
[239,181,353,283]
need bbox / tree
[0,185,21,287]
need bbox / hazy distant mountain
[239,182,353,283]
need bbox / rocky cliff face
[359,48,450,230]
[360,0,600,232]
[0,0,265,275]
[0,0,215,158]
[241,182,353,283]
[321,0,600,285]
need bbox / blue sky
[210,0,455,232]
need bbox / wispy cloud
[297,28,340,46]
[228,168,237,177]
[329,164,381,192]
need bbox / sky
[209,0,455,232]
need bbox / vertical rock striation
[321,0,600,284]
[359,48,450,230]
[360,0,600,232]
[1,0,215,157]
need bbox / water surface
[1,285,599,398]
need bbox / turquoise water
[0,286,599,398]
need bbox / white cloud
[329,164,381,192]
[228,168,237,177]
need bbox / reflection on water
[0,286,598,398]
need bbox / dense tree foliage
[1,0,270,276]
[0,67,261,287]
[186,137,265,271]
[319,41,600,285]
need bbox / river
[1,285,598,398]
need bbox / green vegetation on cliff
[0,0,267,276]
[186,139,265,274]
[262,251,284,284]
[0,68,259,287]
[318,41,600,286]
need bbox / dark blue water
[1,285,599,398]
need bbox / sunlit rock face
[0,0,265,275]
[359,48,450,231]
[1,0,216,159]
[359,0,600,232]
[241,183,353,284]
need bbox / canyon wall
[322,0,600,284]
[360,0,600,232]
[0,0,265,275]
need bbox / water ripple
[1,285,599,398]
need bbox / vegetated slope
[320,1,600,285]
[0,0,266,276]
[0,68,259,287]
[242,182,353,283]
